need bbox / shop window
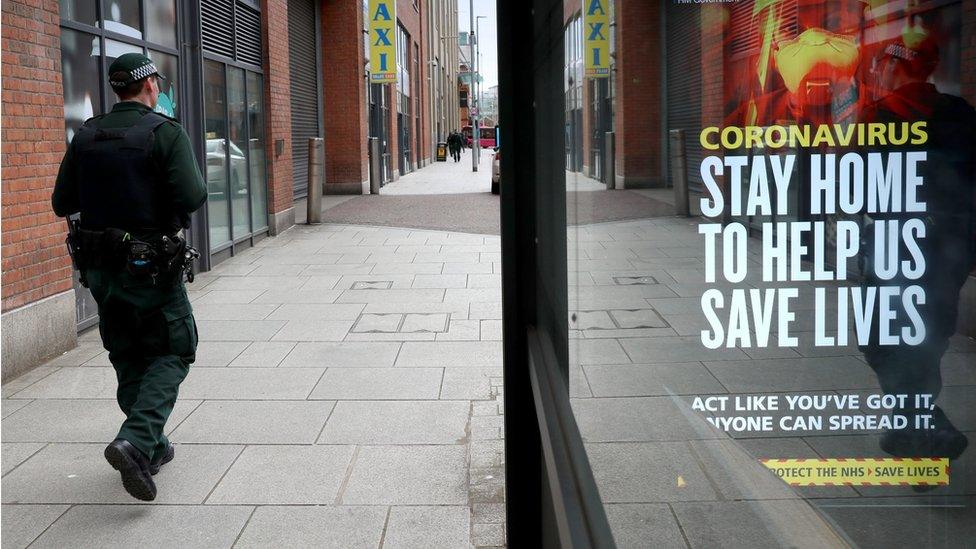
[59,0,97,27]
[247,71,269,232]
[204,60,231,248]
[145,0,178,48]
[101,0,142,39]
[59,29,101,142]
[554,0,976,546]
[59,0,185,328]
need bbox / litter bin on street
[436,142,447,162]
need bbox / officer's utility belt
[66,223,199,286]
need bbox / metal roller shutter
[202,0,235,59]
[235,5,263,67]
[665,4,703,191]
[288,0,321,199]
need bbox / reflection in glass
[60,29,101,142]
[148,50,178,118]
[204,61,230,248]
[145,0,177,48]
[60,0,97,26]
[100,0,142,39]
[101,39,143,87]
[562,0,976,546]
[228,66,251,240]
[247,72,269,231]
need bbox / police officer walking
[52,53,207,501]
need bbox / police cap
[108,53,166,89]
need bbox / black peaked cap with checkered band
[108,53,166,89]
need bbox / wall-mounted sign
[584,0,609,78]
[369,0,397,84]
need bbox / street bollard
[669,129,690,217]
[368,137,382,194]
[604,131,615,189]
[306,137,324,224]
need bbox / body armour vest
[71,112,188,233]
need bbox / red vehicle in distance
[462,125,497,148]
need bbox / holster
[66,224,195,285]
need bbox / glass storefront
[201,0,270,254]
[59,0,271,323]
[564,14,583,173]
[397,24,413,175]
[559,0,976,546]
[203,60,269,251]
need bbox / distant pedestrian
[448,130,462,162]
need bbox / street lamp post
[475,15,487,170]
[468,1,477,172]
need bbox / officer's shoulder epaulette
[153,111,179,123]
[82,113,108,126]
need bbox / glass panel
[100,0,142,39]
[204,60,230,248]
[228,66,251,239]
[247,71,269,231]
[565,1,975,547]
[148,49,178,118]
[145,0,177,48]
[59,29,102,142]
[101,39,143,94]
[60,0,97,26]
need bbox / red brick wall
[323,0,369,189]
[564,0,581,24]
[700,5,725,129]
[1,0,73,313]
[459,81,469,124]
[614,1,663,187]
[396,0,422,170]
[262,0,294,215]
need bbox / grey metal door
[287,0,322,199]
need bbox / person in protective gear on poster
[860,33,975,464]
[52,53,207,501]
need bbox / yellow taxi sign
[583,0,610,78]
[369,0,397,84]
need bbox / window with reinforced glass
[201,0,270,252]
[560,0,976,546]
[59,0,182,329]
[60,0,181,140]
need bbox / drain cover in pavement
[351,281,394,290]
[613,276,658,285]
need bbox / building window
[201,0,269,252]
[59,0,183,329]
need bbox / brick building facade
[1,0,77,378]
[0,0,460,378]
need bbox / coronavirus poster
[683,0,972,489]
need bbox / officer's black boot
[104,439,157,501]
[150,443,175,475]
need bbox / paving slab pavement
[2,222,506,548]
[565,214,976,547]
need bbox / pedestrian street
[1,222,506,549]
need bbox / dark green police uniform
[52,54,206,485]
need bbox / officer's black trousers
[86,269,197,462]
